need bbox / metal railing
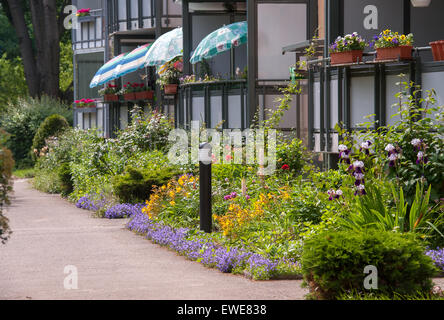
[72,9,105,50]
[177,79,248,130]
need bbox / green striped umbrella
[143,28,183,67]
[190,21,247,64]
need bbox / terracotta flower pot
[433,40,444,61]
[135,90,154,100]
[164,84,178,95]
[376,45,413,61]
[104,94,119,102]
[330,50,363,65]
[123,93,136,101]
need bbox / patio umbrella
[113,43,153,79]
[190,21,247,64]
[143,27,183,67]
[89,53,127,88]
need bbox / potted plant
[76,8,91,17]
[373,30,414,61]
[75,98,96,108]
[157,57,183,95]
[119,82,136,101]
[329,32,367,65]
[98,84,119,102]
[430,40,444,61]
[134,83,154,100]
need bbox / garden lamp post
[199,142,212,233]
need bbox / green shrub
[32,114,69,159]
[301,230,437,300]
[276,137,308,175]
[0,130,14,244]
[58,162,73,196]
[0,96,72,168]
[33,169,63,194]
[112,166,178,204]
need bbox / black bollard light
[199,142,212,233]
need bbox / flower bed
[127,210,301,280]
[426,248,444,274]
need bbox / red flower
[281,164,290,170]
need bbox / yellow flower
[169,200,176,206]
[161,185,166,190]
[176,186,182,193]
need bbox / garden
[15,70,441,299]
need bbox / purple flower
[338,144,351,164]
[360,140,372,155]
[426,248,444,272]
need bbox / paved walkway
[0,179,308,300]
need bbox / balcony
[176,80,248,130]
[72,9,105,51]
[108,0,182,33]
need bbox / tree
[0,0,70,99]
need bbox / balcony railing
[72,9,105,50]
[108,0,182,33]
[176,80,248,130]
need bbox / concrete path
[0,179,308,300]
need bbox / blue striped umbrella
[113,43,153,79]
[89,53,127,88]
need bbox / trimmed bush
[112,166,177,204]
[301,230,437,300]
[32,114,69,159]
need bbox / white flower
[353,161,364,168]
[385,144,395,152]
[336,190,343,196]
[411,139,421,147]
[338,144,348,152]
[389,153,398,161]
[417,151,424,159]
[361,141,370,149]
[357,184,365,191]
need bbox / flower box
[330,50,363,65]
[134,90,154,100]
[123,93,136,101]
[104,94,119,102]
[376,45,413,61]
[164,84,178,95]
[430,41,444,61]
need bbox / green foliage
[302,230,437,300]
[58,162,73,197]
[0,96,72,168]
[12,167,35,178]
[59,41,73,93]
[0,13,20,58]
[0,53,27,111]
[33,168,63,194]
[340,182,443,238]
[112,166,178,204]
[115,107,173,156]
[0,129,14,244]
[31,114,69,159]
[276,137,307,175]
[349,76,444,203]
